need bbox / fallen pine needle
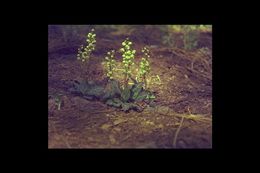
[173,116,185,148]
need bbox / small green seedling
[54,94,62,110]
[182,25,199,50]
[77,28,96,62]
[120,38,136,88]
[155,75,162,85]
[138,46,151,89]
[104,50,116,80]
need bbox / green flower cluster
[104,50,116,79]
[77,28,96,62]
[139,46,151,89]
[139,46,150,76]
[120,38,136,88]
[120,38,136,75]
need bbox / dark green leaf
[102,80,121,101]
[106,98,122,107]
[121,102,131,111]
[131,82,143,100]
[121,87,131,102]
[121,102,142,112]
[135,90,149,101]
[70,80,90,95]
[110,80,121,94]
[86,85,105,98]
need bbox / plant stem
[124,73,129,88]
[173,116,185,148]
[143,75,147,89]
[57,103,61,110]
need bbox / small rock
[87,137,94,141]
[136,141,157,148]
[109,135,116,144]
[48,99,56,111]
[100,124,112,130]
[113,127,121,132]
[158,124,164,128]
[113,119,127,125]
[147,121,155,125]
[61,95,70,108]
[177,140,187,148]
[157,106,170,115]
[144,106,155,113]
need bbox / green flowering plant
[49,93,62,110]
[104,50,116,80]
[182,25,199,50]
[139,46,151,89]
[77,28,96,62]
[55,95,62,110]
[120,38,136,88]
[71,36,157,112]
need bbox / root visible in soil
[173,115,185,148]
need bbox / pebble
[156,106,170,115]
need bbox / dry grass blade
[173,116,185,148]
